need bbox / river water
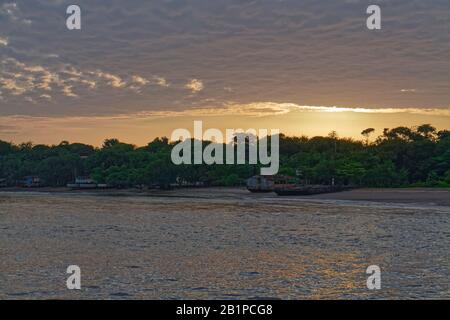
[0,189,449,299]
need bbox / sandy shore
[308,188,450,206]
[1,186,450,206]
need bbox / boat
[67,176,98,189]
[274,185,353,196]
[21,176,44,188]
[246,175,294,193]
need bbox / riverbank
[308,188,450,206]
[1,186,450,206]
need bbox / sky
[0,0,449,145]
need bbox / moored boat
[246,175,294,193]
[67,176,98,189]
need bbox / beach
[2,187,450,206]
[1,188,449,299]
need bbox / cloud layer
[0,0,449,119]
[2,101,450,146]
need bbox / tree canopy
[1,124,449,188]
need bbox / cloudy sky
[0,0,449,145]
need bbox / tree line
[1,124,449,188]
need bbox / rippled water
[1,189,449,299]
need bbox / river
[1,188,449,299]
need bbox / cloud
[0,36,8,46]
[24,96,35,104]
[131,75,149,86]
[0,2,31,25]
[40,94,52,100]
[0,0,448,118]
[2,79,26,95]
[136,102,450,119]
[0,57,155,100]
[185,79,204,93]
[153,76,170,88]
[2,102,450,146]
[7,102,450,130]
[129,75,149,93]
[0,3,19,18]
[62,85,78,98]
[92,71,126,89]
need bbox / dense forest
[1,124,450,188]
